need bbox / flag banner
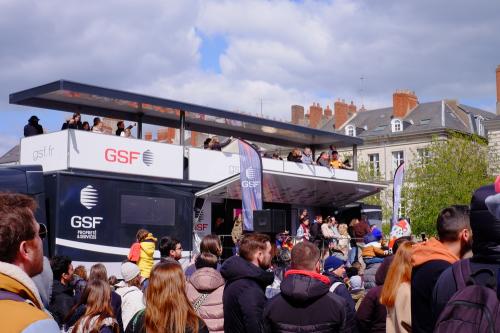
[238,139,263,231]
[392,162,405,226]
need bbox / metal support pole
[353,144,358,170]
[137,103,143,139]
[180,110,186,147]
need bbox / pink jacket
[186,267,225,333]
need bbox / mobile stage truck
[3,80,386,276]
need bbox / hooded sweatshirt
[137,233,157,279]
[115,285,144,330]
[0,261,60,333]
[186,267,225,333]
[263,270,349,333]
[220,256,274,333]
[411,237,459,333]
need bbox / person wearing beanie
[411,205,472,333]
[348,275,365,310]
[115,262,145,329]
[433,182,500,322]
[323,256,356,314]
[24,115,44,137]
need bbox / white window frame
[475,116,484,136]
[345,125,356,137]
[417,148,431,165]
[391,119,403,132]
[368,153,380,176]
[392,150,404,172]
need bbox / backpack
[434,259,500,333]
[128,242,141,263]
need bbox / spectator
[287,148,302,163]
[380,241,415,333]
[185,234,222,278]
[126,262,206,333]
[116,121,125,136]
[186,252,225,333]
[362,231,389,265]
[159,236,183,263]
[220,233,274,333]
[108,276,118,290]
[411,205,471,333]
[80,263,124,332]
[272,153,282,160]
[49,255,75,328]
[92,117,104,133]
[203,138,212,149]
[263,241,349,332]
[209,136,231,151]
[65,279,120,333]
[351,217,371,242]
[62,113,83,130]
[82,121,91,131]
[128,229,157,280]
[231,214,243,251]
[296,217,311,241]
[115,262,144,330]
[330,151,344,169]
[321,216,336,240]
[316,151,330,167]
[73,265,88,300]
[349,275,365,310]
[433,184,500,327]
[323,256,356,313]
[31,256,53,309]
[0,193,59,332]
[337,223,351,260]
[24,115,43,137]
[301,147,314,164]
[117,122,135,137]
[265,248,291,299]
[309,214,325,248]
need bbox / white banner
[20,130,184,179]
[20,131,69,171]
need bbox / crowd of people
[1,180,500,332]
[23,113,136,138]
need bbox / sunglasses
[38,223,47,239]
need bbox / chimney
[348,101,357,115]
[291,105,305,124]
[324,105,332,117]
[496,65,500,115]
[334,99,349,129]
[309,103,323,128]
[393,90,418,118]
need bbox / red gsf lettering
[105,148,140,164]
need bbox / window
[420,119,431,125]
[368,153,380,176]
[345,125,356,137]
[391,119,403,132]
[121,195,175,226]
[374,125,386,132]
[392,151,404,172]
[475,116,485,136]
[417,148,431,165]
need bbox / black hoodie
[220,255,274,333]
[263,270,351,333]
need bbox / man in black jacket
[433,183,500,320]
[221,233,274,333]
[24,115,44,137]
[49,255,75,328]
[263,241,350,333]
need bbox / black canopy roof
[9,80,362,149]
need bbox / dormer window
[475,116,484,136]
[391,119,403,132]
[345,125,356,136]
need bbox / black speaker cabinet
[253,209,286,233]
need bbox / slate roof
[323,101,495,139]
[0,144,20,164]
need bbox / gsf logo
[71,185,103,229]
[71,216,102,229]
[104,148,154,166]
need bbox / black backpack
[434,259,500,333]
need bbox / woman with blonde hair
[126,262,206,333]
[65,279,119,333]
[379,241,414,333]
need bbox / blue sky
[1,0,500,155]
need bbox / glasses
[38,223,47,239]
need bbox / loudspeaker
[253,209,286,233]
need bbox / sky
[1,0,500,155]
